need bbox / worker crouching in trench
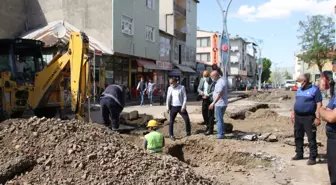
[99,84,125,131]
[144,120,165,153]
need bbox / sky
[197,0,335,71]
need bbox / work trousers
[202,98,215,132]
[294,114,317,159]
[327,132,336,185]
[100,97,123,129]
[169,106,191,137]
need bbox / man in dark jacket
[197,71,213,128]
[100,84,125,130]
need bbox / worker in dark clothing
[291,73,322,165]
[100,84,125,130]
[212,64,223,77]
[320,60,336,185]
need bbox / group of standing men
[291,60,336,185]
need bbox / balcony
[174,4,186,17]
[174,29,186,41]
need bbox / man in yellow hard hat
[144,120,165,153]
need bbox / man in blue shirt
[209,70,228,139]
[319,60,336,185]
[291,73,322,165]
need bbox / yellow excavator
[0,30,95,121]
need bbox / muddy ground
[127,90,330,185]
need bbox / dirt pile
[0,117,216,185]
[249,90,294,102]
[247,109,278,119]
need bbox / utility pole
[247,36,263,91]
[216,0,233,78]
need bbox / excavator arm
[28,32,91,119]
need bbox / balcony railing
[174,29,186,41]
[174,4,186,17]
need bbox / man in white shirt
[166,77,191,140]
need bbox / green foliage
[261,58,272,83]
[297,15,335,74]
[283,70,292,80]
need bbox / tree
[261,58,272,83]
[297,15,335,74]
[283,70,292,80]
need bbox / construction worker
[320,60,336,185]
[144,120,164,153]
[100,84,125,131]
[291,73,322,165]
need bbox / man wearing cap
[291,73,322,165]
[319,60,336,185]
[144,120,164,154]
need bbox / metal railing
[174,29,186,41]
[174,4,186,17]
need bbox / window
[121,15,133,35]
[159,36,171,62]
[146,0,154,9]
[188,0,191,12]
[197,37,210,47]
[198,53,210,62]
[146,26,155,42]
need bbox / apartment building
[294,53,332,82]
[159,0,199,91]
[196,30,257,88]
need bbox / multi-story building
[294,52,332,82]
[159,0,199,91]
[196,30,257,88]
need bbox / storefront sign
[212,33,219,65]
[105,70,113,78]
[156,61,173,69]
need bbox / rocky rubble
[0,117,217,185]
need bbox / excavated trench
[226,103,280,120]
[166,140,273,170]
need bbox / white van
[284,80,296,90]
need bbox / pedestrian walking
[147,79,155,106]
[137,77,147,106]
[159,88,165,105]
[291,73,322,165]
[320,60,336,185]
[144,120,165,153]
[99,84,125,130]
[209,71,228,139]
[166,77,191,140]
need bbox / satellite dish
[52,25,66,39]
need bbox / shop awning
[175,64,196,73]
[137,60,172,71]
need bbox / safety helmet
[147,120,158,127]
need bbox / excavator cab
[0,39,45,84]
[0,39,45,119]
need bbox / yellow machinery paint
[0,32,92,120]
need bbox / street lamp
[216,0,233,78]
[247,36,263,91]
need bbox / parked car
[290,84,299,91]
[284,80,296,90]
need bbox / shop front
[104,56,129,87]
[130,59,172,97]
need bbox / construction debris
[0,117,216,185]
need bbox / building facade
[159,0,199,91]
[196,30,257,88]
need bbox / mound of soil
[247,109,279,119]
[0,117,216,185]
